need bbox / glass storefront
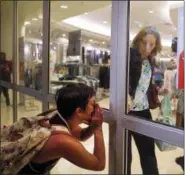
[127,1,184,130]
[17,1,43,90]
[49,1,111,109]
[0,1,184,174]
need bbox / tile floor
[0,94,184,174]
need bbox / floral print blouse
[132,59,152,111]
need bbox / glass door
[111,1,184,174]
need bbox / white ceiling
[14,1,184,48]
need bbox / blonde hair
[131,26,162,56]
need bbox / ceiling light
[41,33,43,36]
[103,21,107,24]
[32,18,38,21]
[60,5,68,9]
[149,10,154,14]
[102,41,105,44]
[110,4,112,7]
[62,34,66,37]
[89,39,93,42]
[24,21,31,25]
[84,12,88,15]
[39,15,43,19]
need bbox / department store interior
[0,1,184,174]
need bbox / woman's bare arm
[58,127,105,171]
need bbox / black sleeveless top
[18,159,59,174]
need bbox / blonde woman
[128,26,162,175]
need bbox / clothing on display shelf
[34,65,42,90]
[99,65,110,89]
[59,74,76,81]
[24,68,33,88]
[76,75,99,90]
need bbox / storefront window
[17,1,43,91]
[127,1,184,129]
[49,1,112,109]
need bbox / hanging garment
[99,66,110,89]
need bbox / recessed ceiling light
[60,5,68,9]
[32,18,38,21]
[24,21,31,25]
[84,12,88,15]
[149,10,154,13]
[103,21,107,24]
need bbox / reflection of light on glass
[53,46,56,50]
[24,45,30,55]
[84,12,88,15]
[86,45,93,50]
[24,21,31,26]
[148,10,154,14]
[32,18,38,21]
[39,15,43,19]
[60,5,68,9]
[102,41,105,44]
[38,41,42,44]
[89,39,93,42]
[96,49,100,54]
[59,38,68,44]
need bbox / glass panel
[17,1,43,91]
[0,1,13,84]
[50,123,109,174]
[17,92,42,120]
[49,1,112,109]
[127,1,184,129]
[126,130,184,175]
[1,89,13,127]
